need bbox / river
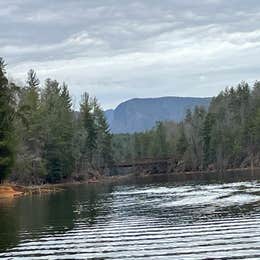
[0,175,260,259]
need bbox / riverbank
[102,167,260,185]
[0,177,101,199]
[0,184,63,199]
[1,167,260,199]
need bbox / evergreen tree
[12,70,45,184]
[153,121,168,158]
[0,58,16,182]
[202,112,215,167]
[1,57,260,183]
[41,80,74,182]
[92,98,113,167]
[80,93,97,165]
[176,123,188,159]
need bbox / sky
[1,0,260,109]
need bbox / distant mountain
[105,96,211,133]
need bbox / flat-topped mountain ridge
[105,96,211,133]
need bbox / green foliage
[0,59,113,184]
[40,80,74,182]
[112,81,260,172]
[202,113,215,166]
[80,93,97,163]
[112,121,171,162]
[92,98,113,167]
[76,93,113,173]
[0,58,16,181]
[12,70,44,184]
[176,123,188,159]
[1,57,259,183]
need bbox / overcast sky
[1,0,260,109]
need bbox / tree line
[1,57,260,184]
[112,81,260,172]
[0,58,112,184]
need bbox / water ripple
[0,180,259,259]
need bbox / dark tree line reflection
[0,183,114,252]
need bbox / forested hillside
[0,59,112,184]
[112,82,260,172]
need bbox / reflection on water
[0,185,113,252]
[0,177,259,259]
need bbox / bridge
[110,158,175,175]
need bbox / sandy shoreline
[0,184,64,199]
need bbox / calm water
[0,176,260,259]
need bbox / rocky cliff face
[105,96,211,133]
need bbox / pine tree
[155,121,168,158]
[202,112,215,167]
[176,123,188,159]
[80,93,97,165]
[0,58,15,181]
[92,98,113,167]
[12,69,45,184]
[41,80,74,182]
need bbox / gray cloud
[1,0,260,108]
